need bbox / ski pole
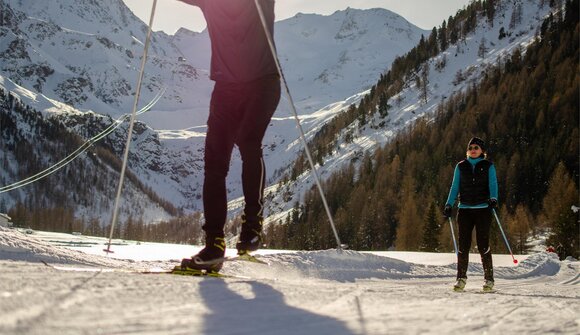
[448,217,458,256]
[492,208,518,264]
[105,0,158,254]
[254,0,343,252]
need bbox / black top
[182,0,278,83]
[458,159,492,205]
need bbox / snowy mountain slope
[174,7,427,115]
[0,0,213,132]
[276,7,427,114]
[0,75,207,221]
[0,0,428,216]
[260,0,557,222]
[0,226,578,335]
[0,77,176,225]
[1,0,427,128]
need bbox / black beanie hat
[467,137,486,151]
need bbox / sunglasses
[468,145,480,151]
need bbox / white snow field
[0,227,578,335]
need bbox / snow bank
[232,249,563,283]
[0,227,147,269]
[496,252,562,279]
[247,250,419,282]
[0,227,566,283]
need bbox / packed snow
[0,226,578,335]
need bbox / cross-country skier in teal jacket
[444,137,498,292]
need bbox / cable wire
[0,86,166,194]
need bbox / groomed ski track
[0,228,578,335]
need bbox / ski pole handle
[448,217,458,257]
[492,208,518,264]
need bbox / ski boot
[482,279,495,292]
[176,236,226,274]
[236,215,263,255]
[453,278,467,292]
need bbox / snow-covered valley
[0,227,578,334]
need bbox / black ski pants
[202,74,280,238]
[456,207,494,281]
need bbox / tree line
[264,1,579,260]
[7,202,205,245]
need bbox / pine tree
[509,3,523,29]
[124,215,135,240]
[438,21,448,51]
[420,202,442,252]
[485,0,497,24]
[508,205,532,254]
[478,37,488,58]
[395,175,421,250]
[378,93,390,118]
[541,162,579,259]
[419,63,430,104]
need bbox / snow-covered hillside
[0,0,564,228]
[277,8,427,114]
[173,7,427,116]
[262,0,557,221]
[0,226,578,334]
[1,0,426,127]
[0,76,201,222]
[0,0,211,116]
[0,0,428,218]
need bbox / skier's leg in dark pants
[202,82,241,238]
[235,75,280,226]
[203,76,280,239]
[475,208,494,281]
[456,208,475,279]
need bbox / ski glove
[488,198,498,209]
[443,204,452,218]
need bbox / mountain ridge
[0,0,427,223]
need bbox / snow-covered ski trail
[1,228,578,334]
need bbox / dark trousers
[202,75,280,238]
[456,208,494,281]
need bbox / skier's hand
[488,198,498,209]
[443,204,452,218]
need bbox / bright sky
[122,0,473,34]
